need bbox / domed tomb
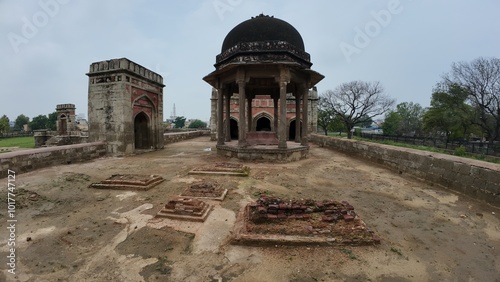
[203,14,324,162]
[216,14,312,69]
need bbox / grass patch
[390,246,403,256]
[352,137,500,164]
[340,248,357,260]
[0,136,35,148]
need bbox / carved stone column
[216,87,224,146]
[273,97,279,133]
[301,83,309,146]
[237,80,246,146]
[294,91,301,143]
[210,88,218,141]
[279,81,288,149]
[225,90,231,142]
[247,95,252,132]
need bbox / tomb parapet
[87,58,164,86]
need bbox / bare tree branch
[445,57,500,142]
[320,81,395,139]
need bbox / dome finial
[254,13,273,19]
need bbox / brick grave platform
[246,131,279,146]
[231,196,381,246]
[89,174,165,191]
[189,163,249,177]
[156,197,212,222]
[180,180,228,201]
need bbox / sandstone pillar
[273,98,279,133]
[247,95,252,132]
[279,81,288,149]
[301,84,309,146]
[237,80,246,146]
[217,87,225,145]
[294,92,301,143]
[225,90,231,142]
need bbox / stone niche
[87,58,165,155]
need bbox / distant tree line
[0,112,58,133]
[318,57,500,143]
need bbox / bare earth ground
[1,136,499,282]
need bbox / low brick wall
[310,134,500,206]
[0,142,107,178]
[164,130,210,144]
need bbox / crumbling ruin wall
[310,134,500,206]
[0,142,106,178]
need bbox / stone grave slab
[189,163,249,177]
[89,174,164,191]
[156,197,212,222]
[180,180,228,201]
[232,196,381,246]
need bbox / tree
[382,111,402,136]
[320,81,395,139]
[0,115,10,132]
[445,57,500,142]
[317,107,335,135]
[382,102,425,136]
[48,112,58,131]
[173,116,186,128]
[14,114,30,131]
[30,114,49,130]
[423,84,478,141]
[396,102,425,136]
[188,119,207,128]
[357,114,373,128]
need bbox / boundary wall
[310,134,500,206]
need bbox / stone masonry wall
[309,134,500,206]
[164,131,210,145]
[0,142,106,179]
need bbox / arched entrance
[256,116,271,131]
[59,114,68,135]
[229,119,239,139]
[289,120,301,140]
[134,112,150,149]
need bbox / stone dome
[221,14,305,52]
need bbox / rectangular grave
[156,197,212,222]
[89,174,165,191]
[180,180,228,201]
[231,196,381,246]
[189,163,249,177]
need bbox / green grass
[352,136,500,164]
[0,136,35,148]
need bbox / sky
[1,0,500,123]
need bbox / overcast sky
[1,0,499,123]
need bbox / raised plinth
[216,141,308,162]
[189,163,249,177]
[89,174,165,191]
[180,180,228,201]
[156,198,212,222]
[231,196,381,246]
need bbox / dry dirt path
[1,136,499,281]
